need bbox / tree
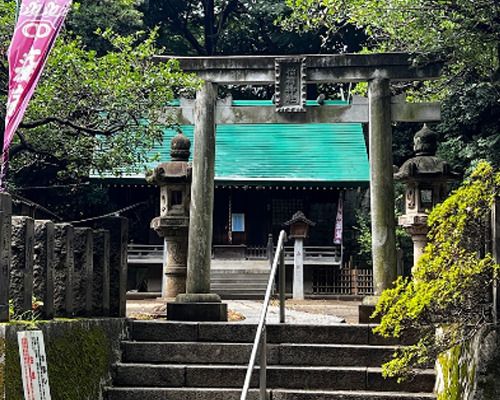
[0,1,198,188]
[282,0,500,170]
[141,0,366,56]
[67,0,145,54]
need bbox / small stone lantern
[284,211,315,300]
[394,124,459,268]
[148,131,192,298]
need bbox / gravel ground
[127,298,361,324]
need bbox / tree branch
[215,0,240,44]
[165,0,206,55]
[19,116,121,136]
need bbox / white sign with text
[18,330,51,400]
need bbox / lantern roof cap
[394,124,460,181]
[284,211,316,227]
[170,130,191,161]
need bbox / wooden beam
[156,53,443,84]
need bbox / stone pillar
[74,228,93,316]
[409,226,429,269]
[186,81,217,295]
[92,229,110,316]
[368,78,397,295]
[293,238,304,300]
[34,220,55,319]
[165,239,188,297]
[10,216,34,318]
[54,223,75,317]
[0,193,11,322]
[169,81,227,321]
[97,217,128,317]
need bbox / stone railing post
[92,229,110,316]
[34,220,55,319]
[10,216,34,318]
[74,228,93,316]
[96,217,128,317]
[54,223,75,317]
[0,193,12,322]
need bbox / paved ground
[127,298,361,324]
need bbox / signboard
[17,330,51,400]
[275,57,307,113]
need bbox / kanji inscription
[275,57,306,113]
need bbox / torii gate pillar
[167,81,228,321]
[369,78,397,295]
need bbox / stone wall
[0,319,126,400]
[435,325,500,400]
[0,193,128,322]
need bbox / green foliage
[68,0,144,53]
[373,162,500,380]
[282,0,500,170]
[0,3,199,187]
[282,0,500,79]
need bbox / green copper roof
[116,123,369,186]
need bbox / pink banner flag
[334,196,343,245]
[2,0,72,181]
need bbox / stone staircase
[105,321,436,400]
[210,260,270,299]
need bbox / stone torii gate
[157,53,442,320]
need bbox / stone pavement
[127,298,361,324]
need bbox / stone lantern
[148,131,192,298]
[394,124,459,268]
[284,211,315,300]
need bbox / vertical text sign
[17,330,52,400]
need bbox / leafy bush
[373,161,500,380]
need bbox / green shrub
[373,161,500,380]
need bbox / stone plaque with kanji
[275,57,306,113]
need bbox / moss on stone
[2,321,114,400]
[437,345,464,400]
[45,326,111,400]
[0,336,5,395]
[5,334,23,400]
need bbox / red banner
[2,0,72,183]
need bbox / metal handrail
[240,230,287,400]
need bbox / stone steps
[129,321,409,345]
[123,341,398,367]
[106,387,436,400]
[210,263,270,299]
[113,363,434,392]
[104,321,434,400]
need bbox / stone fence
[0,192,128,322]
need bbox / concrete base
[358,304,381,324]
[167,302,228,321]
